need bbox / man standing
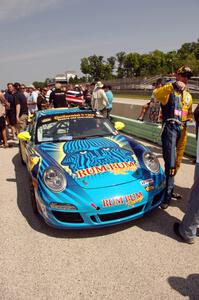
[26,84,38,114]
[91,81,108,117]
[49,83,67,108]
[14,82,28,132]
[4,83,17,139]
[154,66,193,209]
[173,106,199,244]
[104,85,113,120]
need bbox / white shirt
[91,88,108,111]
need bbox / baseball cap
[176,66,193,79]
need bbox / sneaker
[173,222,195,244]
[172,192,182,200]
[3,143,9,148]
[160,201,169,209]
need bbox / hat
[26,84,35,89]
[95,81,104,88]
[176,66,193,78]
[75,84,79,88]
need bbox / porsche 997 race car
[18,108,165,229]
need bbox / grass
[114,92,199,104]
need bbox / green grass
[114,92,199,104]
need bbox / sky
[0,0,199,88]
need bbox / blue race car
[18,108,165,229]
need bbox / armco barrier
[111,114,197,158]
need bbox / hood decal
[38,137,141,188]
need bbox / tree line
[80,39,199,81]
[32,39,199,88]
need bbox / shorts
[0,116,6,129]
[17,114,28,131]
[7,112,16,126]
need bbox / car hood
[37,136,142,189]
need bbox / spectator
[104,85,113,119]
[173,106,199,244]
[0,91,10,147]
[91,81,108,117]
[37,88,48,110]
[26,84,38,114]
[49,83,67,108]
[44,86,52,103]
[137,78,162,122]
[154,66,193,209]
[4,83,17,139]
[14,82,28,132]
[82,83,92,107]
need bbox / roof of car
[35,107,93,120]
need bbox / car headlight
[43,167,66,192]
[143,152,160,174]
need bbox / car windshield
[36,113,117,143]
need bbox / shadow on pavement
[11,153,191,241]
[168,274,199,299]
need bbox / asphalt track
[0,135,198,299]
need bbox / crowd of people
[0,81,113,148]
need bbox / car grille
[98,205,144,222]
[52,211,84,223]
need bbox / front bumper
[35,186,165,229]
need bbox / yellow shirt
[154,83,193,122]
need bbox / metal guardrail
[111,114,197,158]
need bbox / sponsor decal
[76,161,137,178]
[54,113,94,120]
[102,192,143,208]
[181,110,188,117]
[174,109,182,117]
[140,178,154,186]
[145,185,154,192]
[41,117,52,123]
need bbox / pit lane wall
[111,104,197,158]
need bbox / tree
[107,56,116,75]
[116,51,126,78]
[123,52,141,77]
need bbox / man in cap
[91,81,108,117]
[154,66,193,209]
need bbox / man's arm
[0,92,10,109]
[16,104,21,123]
[154,83,174,105]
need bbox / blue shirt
[105,90,113,109]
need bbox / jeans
[161,123,181,203]
[179,163,199,240]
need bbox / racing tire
[29,177,38,214]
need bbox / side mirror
[114,121,125,131]
[17,131,31,141]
